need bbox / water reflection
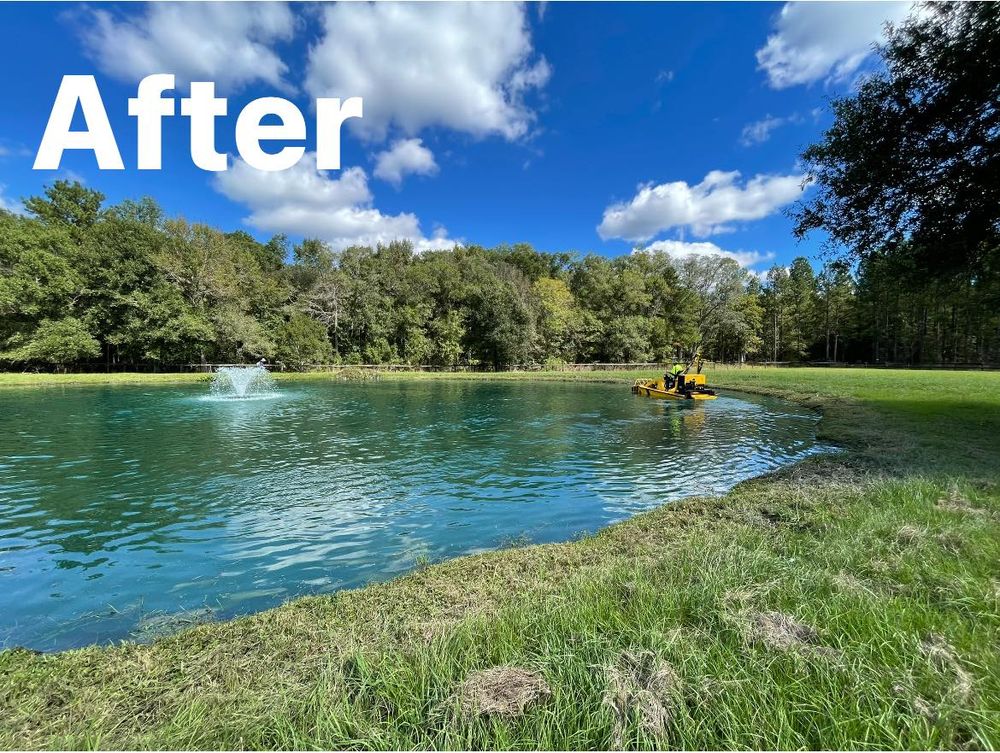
[0,380,829,650]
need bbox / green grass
[707,367,1000,476]
[1,367,998,750]
[0,371,211,387]
[0,367,646,389]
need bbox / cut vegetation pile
[0,368,998,750]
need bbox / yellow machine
[632,371,717,401]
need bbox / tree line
[1,180,997,370]
[2,3,997,371]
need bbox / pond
[0,380,829,651]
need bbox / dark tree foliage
[793,3,1000,278]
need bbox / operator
[665,362,685,389]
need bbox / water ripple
[0,380,830,650]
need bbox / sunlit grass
[0,371,211,387]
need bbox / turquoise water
[0,380,827,651]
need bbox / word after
[34,74,363,172]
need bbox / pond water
[0,380,828,651]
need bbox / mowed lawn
[1,367,998,750]
[0,372,209,388]
[706,367,1000,475]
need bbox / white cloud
[55,169,87,185]
[0,185,24,215]
[741,114,787,146]
[77,2,296,92]
[0,141,32,160]
[656,69,674,84]
[638,240,775,270]
[214,153,456,252]
[304,2,549,141]
[739,112,811,145]
[756,2,916,89]
[597,170,807,242]
[373,139,439,187]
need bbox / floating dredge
[632,368,717,401]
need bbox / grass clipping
[453,666,551,718]
[603,650,683,747]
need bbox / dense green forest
[1,3,997,371]
[1,181,997,370]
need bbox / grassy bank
[0,368,649,388]
[1,369,998,749]
[0,371,211,387]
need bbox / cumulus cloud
[637,239,775,270]
[214,153,455,252]
[756,1,916,89]
[373,139,439,187]
[77,2,297,92]
[304,2,550,141]
[597,170,807,242]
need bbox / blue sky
[0,2,917,273]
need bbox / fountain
[210,366,278,399]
